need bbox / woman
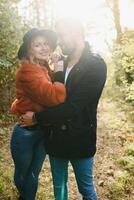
[10,28,66,200]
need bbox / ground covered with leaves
[0,97,134,200]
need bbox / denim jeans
[49,156,98,200]
[10,124,46,200]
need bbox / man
[21,18,107,200]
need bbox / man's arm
[34,58,107,125]
[52,71,65,83]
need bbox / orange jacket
[11,63,66,115]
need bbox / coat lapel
[63,41,92,87]
[65,64,81,87]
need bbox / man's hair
[55,17,85,37]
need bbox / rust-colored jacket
[11,63,66,115]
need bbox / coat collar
[64,41,92,70]
[63,42,92,86]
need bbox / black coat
[35,42,107,159]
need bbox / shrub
[113,30,134,106]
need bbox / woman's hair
[18,28,57,60]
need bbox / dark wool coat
[35,42,107,159]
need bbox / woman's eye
[34,43,42,47]
[34,44,39,47]
[33,43,49,48]
[44,43,49,47]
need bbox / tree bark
[112,0,122,43]
[105,0,122,44]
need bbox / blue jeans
[49,156,98,200]
[10,124,46,200]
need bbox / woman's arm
[16,66,66,107]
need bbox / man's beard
[62,47,75,56]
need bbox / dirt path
[38,98,131,200]
[94,101,124,200]
[0,98,132,200]
[67,98,126,200]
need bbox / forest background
[0,0,134,199]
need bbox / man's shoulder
[83,42,106,65]
[88,52,105,64]
[80,52,107,79]
[86,52,107,71]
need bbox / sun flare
[53,0,103,23]
[19,0,134,53]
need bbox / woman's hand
[54,60,64,72]
[20,111,36,127]
[50,53,64,72]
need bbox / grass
[108,142,134,200]
[125,143,134,156]
[0,95,134,200]
[0,125,78,199]
[108,171,134,200]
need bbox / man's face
[56,24,76,56]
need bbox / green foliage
[108,172,134,200]
[0,177,5,192]
[117,156,134,175]
[0,0,29,121]
[117,142,134,175]
[113,30,134,106]
[0,0,22,63]
[124,143,134,156]
[108,142,134,200]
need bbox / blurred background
[0,0,134,199]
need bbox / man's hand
[54,60,64,72]
[50,53,64,72]
[20,111,36,127]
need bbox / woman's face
[29,35,52,62]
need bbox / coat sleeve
[17,69,66,106]
[52,71,64,83]
[34,57,107,125]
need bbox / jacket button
[61,124,67,130]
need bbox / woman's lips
[40,52,48,56]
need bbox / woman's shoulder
[16,63,49,81]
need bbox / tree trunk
[105,0,122,44]
[112,0,122,43]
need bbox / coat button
[61,124,67,130]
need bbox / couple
[10,18,107,200]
